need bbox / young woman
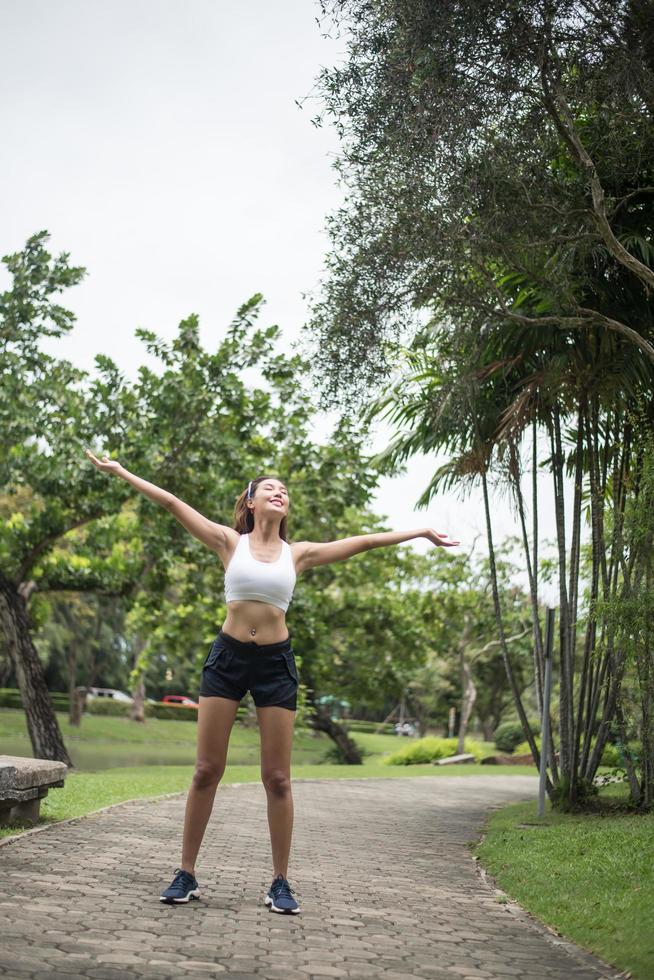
[84,449,459,914]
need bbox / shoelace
[271,876,295,898]
[172,867,196,885]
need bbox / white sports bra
[224,533,297,612]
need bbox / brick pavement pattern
[0,775,624,980]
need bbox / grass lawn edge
[0,765,539,846]
[0,788,190,850]
[470,796,646,980]
[471,848,628,980]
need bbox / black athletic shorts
[199,629,299,711]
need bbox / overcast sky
[1,0,567,591]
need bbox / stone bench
[0,755,68,827]
[433,753,476,765]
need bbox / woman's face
[249,478,289,519]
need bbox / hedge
[344,720,396,735]
[493,719,541,753]
[0,688,248,723]
[513,736,641,768]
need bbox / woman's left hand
[423,528,460,547]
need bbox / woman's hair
[232,475,289,540]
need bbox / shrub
[590,737,640,768]
[513,736,639,768]
[343,720,396,734]
[0,688,24,709]
[318,740,372,764]
[493,720,540,753]
[0,688,252,725]
[513,737,541,756]
[383,735,485,766]
[144,702,248,723]
[0,688,69,710]
[85,699,132,717]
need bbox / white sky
[1,0,568,598]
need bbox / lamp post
[537,607,555,818]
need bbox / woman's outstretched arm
[294,526,459,573]
[84,449,229,553]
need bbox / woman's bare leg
[180,695,240,874]
[257,705,296,878]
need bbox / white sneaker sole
[264,893,301,914]
[160,889,200,904]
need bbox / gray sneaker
[160,867,200,904]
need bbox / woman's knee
[261,768,292,797]
[192,759,225,789]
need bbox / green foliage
[83,699,131,718]
[513,738,540,756]
[82,699,241,723]
[306,2,654,409]
[0,689,33,710]
[494,720,540,753]
[0,689,67,712]
[0,692,206,722]
[383,735,485,766]
[318,740,373,764]
[595,422,654,807]
[4,230,482,750]
[549,773,600,813]
[342,720,396,734]
[144,703,201,723]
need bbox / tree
[0,232,134,765]
[401,546,533,748]
[596,413,654,808]
[303,0,654,407]
[3,231,447,764]
[300,0,654,810]
[1,232,355,759]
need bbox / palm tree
[364,250,654,808]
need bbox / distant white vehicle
[86,687,134,704]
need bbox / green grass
[0,707,353,768]
[473,789,654,980]
[1,707,509,770]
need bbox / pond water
[0,736,199,770]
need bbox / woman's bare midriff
[222,599,290,644]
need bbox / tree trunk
[457,616,475,754]
[66,644,78,725]
[309,700,363,763]
[481,718,495,741]
[129,676,146,724]
[303,675,362,763]
[129,635,147,724]
[510,438,544,715]
[457,658,477,754]
[0,573,73,766]
[551,411,576,798]
[480,468,553,795]
[69,686,88,727]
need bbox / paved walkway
[0,775,624,980]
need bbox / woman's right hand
[84,448,123,475]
